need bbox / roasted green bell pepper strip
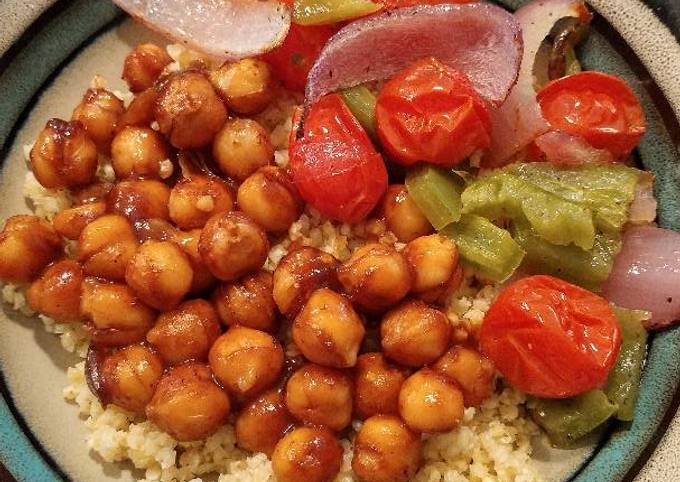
[530,390,618,448]
[293,0,381,26]
[442,214,525,283]
[512,222,621,291]
[462,172,596,250]
[605,307,649,421]
[341,86,377,141]
[565,47,582,75]
[405,165,465,230]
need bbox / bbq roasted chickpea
[0,215,62,283]
[382,184,433,242]
[433,346,496,407]
[146,363,230,442]
[404,234,462,303]
[94,344,164,413]
[284,363,353,431]
[173,229,217,293]
[199,211,269,282]
[111,126,172,179]
[354,353,407,419]
[399,368,465,433]
[30,119,98,189]
[235,389,293,456]
[27,260,84,322]
[81,278,156,347]
[72,88,125,153]
[292,288,365,368]
[209,59,276,114]
[352,415,423,482]
[155,71,228,149]
[53,202,107,240]
[122,43,173,93]
[213,119,273,182]
[146,299,222,365]
[381,300,452,367]
[107,179,171,223]
[237,166,302,233]
[212,271,278,332]
[338,242,412,313]
[209,326,284,401]
[125,240,194,310]
[273,247,339,318]
[168,175,234,229]
[272,426,343,482]
[78,214,138,281]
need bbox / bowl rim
[1,1,679,482]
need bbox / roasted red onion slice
[112,0,291,60]
[305,3,522,106]
[602,226,680,330]
[533,131,613,165]
[628,173,658,225]
[486,0,589,165]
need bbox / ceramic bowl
[1,1,680,481]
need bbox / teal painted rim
[0,1,679,482]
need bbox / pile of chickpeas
[0,43,497,482]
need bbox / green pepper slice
[405,165,465,231]
[293,0,382,26]
[341,86,377,141]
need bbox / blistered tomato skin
[480,275,622,399]
[376,57,491,167]
[290,94,388,224]
[537,72,646,160]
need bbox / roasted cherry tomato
[375,57,491,167]
[261,24,336,92]
[290,94,388,223]
[537,71,646,160]
[479,275,621,399]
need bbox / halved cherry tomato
[261,24,336,92]
[375,57,491,167]
[290,94,388,223]
[480,275,621,399]
[537,71,646,160]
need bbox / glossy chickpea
[237,166,302,233]
[107,179,171,223]
[30,119,98,189]
[272,426,343,482]
[338,243,412,313]
[382,185,433,242]
[398,368,464,433]
[27,260,83,322]
[209,59,275,114]
[212,271,277,332]
[381,300,452,367]
[209,326,284,400]
[72,182,113,205]
[97,344,163,413]
[293,288,365,368]
[125,240,194,310]
[0,216,62,283]
[118,88,157,130]
[81,278,156,347]
[354,353,407,419]
[173,229,217,293]
[146,363,230,442]
[352,415,422,482]
[433,346,496,407]
[235,389,293,456]
[404,234,462,303]
[155,71,227,149]
[198,211,269,282]
[111,126,171,179]
[72,88,125,153]
[213,119,273,182]
[146,299,221,365]
[273,247,339,318]
[284,363,353,431]
[77,214,138,281]
[52,202,107,240]
[168,175,234,229]
[122,43,173,93]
